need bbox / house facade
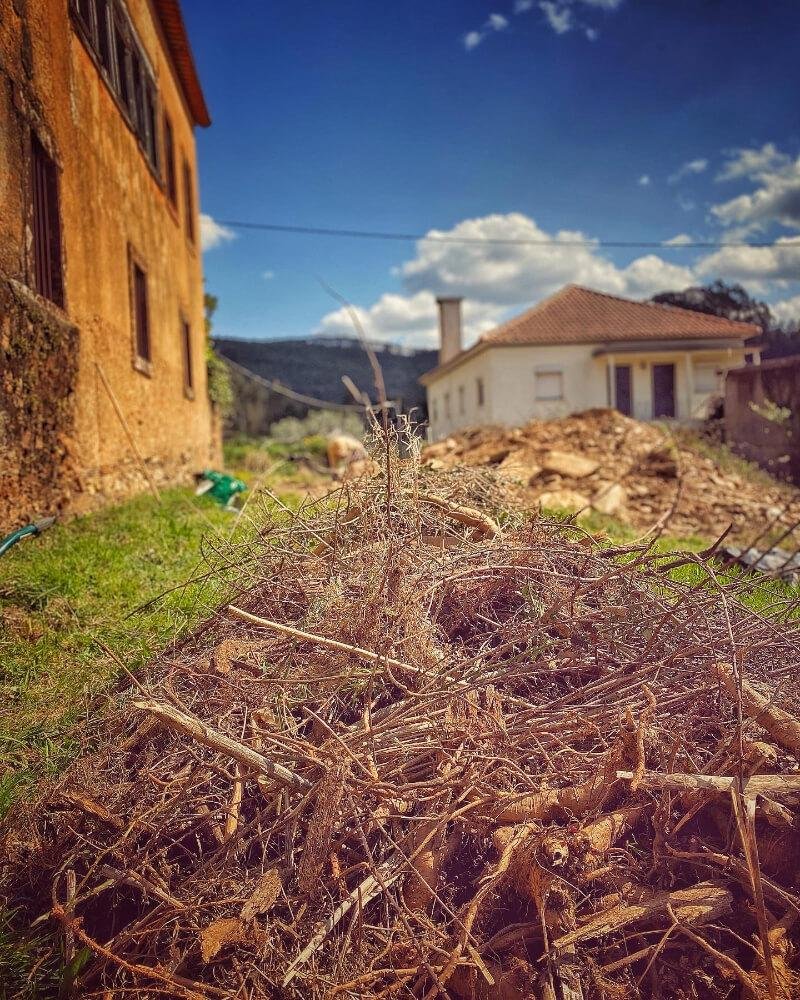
[421,286,760,440]
[0,0,220,526]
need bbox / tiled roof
[153,1,210,127]
[483,285,761,347]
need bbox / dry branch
[132,698,310,790]
[716,662,800,757]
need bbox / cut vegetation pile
[2,439,800,999]
[422,409,800,542]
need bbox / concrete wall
[725,357,800,484]
[425,344,750,439]
[0,0,219,523]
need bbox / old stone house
[422,286,761,439]
[1,0,220,526]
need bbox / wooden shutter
[30,134,64,308]
[132,263,150,362]
[183,160,194,242]
[181,318,193,391]
[163,114,176,204]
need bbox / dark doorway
[614,365,632,416]
[652,364,676,418]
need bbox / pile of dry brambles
[3,435,800,1000]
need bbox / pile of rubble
[2,442,800,999]
[423,408,800,541]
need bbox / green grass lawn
[0,488,237,814]
[0,436,336,819]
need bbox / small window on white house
[535,370,563,401]
[444,392,451,418]
[694,363,721,394]
[476,377,484,407]
[458,385,465,414]
[432,399,438,422]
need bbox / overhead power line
[216,219,800,251]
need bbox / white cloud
[262,270,275,280]
[318,291,504,349]
[540,1,573,34]
[697,236,800,284]
[770,293,800,327]
[711,152,800,234]
[316,212,696,349]
[200,214,236,252]
[514,0,534,10]
[663,233,693,246]
[536,0,623,37]
[716,143,790,182]
[677,194,696,213]
[638,174,651,187]
[462,12,509,50]
[488,12,509,30]
[667,158,708,185]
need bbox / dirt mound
[2,447,800,999]
[423,408,800,541]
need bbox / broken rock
[542,450,599,479]
[592,482,627,517]
[537,489,592,519]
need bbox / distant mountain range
[214,336,437,415]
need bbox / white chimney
[437,297,463,365]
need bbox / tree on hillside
[650,280,800,358]
[651,280,772,331]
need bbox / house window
[181,316,194,396]
[432,399,438,422]
[112,13,133,114]
[476,377,484,407]
[444,392,451,419]
[183,159,195,242]
[458,385,465,414]
[130,252,151,370]
[745,353,754,366]
[95,0,113,74]
[535,370,563,401]
[694,363,721,394]
[163,113,177,205]
[30,134,64,308]
[72,1,160,175]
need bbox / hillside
[215,336,436,416]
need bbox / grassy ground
[0,436,330,818]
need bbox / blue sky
[184,0,800,347]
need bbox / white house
[420,285,761,439]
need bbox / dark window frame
[182,157,195,244]
[180,313,195,398]
[476,377,485,407]
[163,112,177,207]
[129,245,152,375]
[30,133,65,309]
[70,0,162,180]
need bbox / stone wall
[0,0,220,526]
[725,357,800,484]
[0,275,79,523]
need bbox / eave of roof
[152,0,210,127]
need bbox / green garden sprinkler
[195,470,247,511]
[0,517,56,558]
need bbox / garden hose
[0,517,56,558]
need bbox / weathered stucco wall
[726,357,800,484]
[0,0,220,524]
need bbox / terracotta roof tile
[153,0,210,127]
[482,284,760,347]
